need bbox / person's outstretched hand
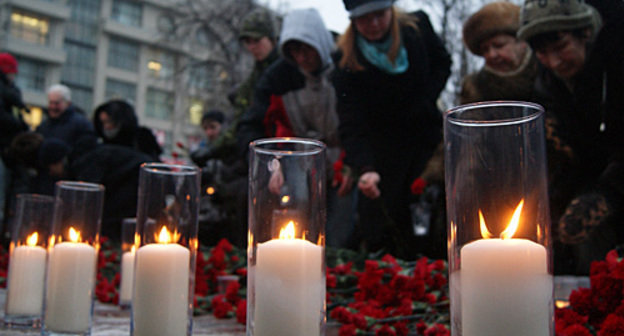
[358,172,380,199]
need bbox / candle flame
[501,200,524,239]
[279,221,296,240]
[479,210,493,239]
[206,186,215,195]
[26,232,39,246]
[281,195,290,204]
[479,199,524,239]
[69,227,81,242]
[555,300,570,309]
[157,226,173,244]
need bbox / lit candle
[119,246,135,306]
[254,221,324,336]
[460,201,552,336]
[44,227,97,333]
[5,232,47,316]
[133,226,190,336]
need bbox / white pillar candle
[44,242,97,333]
[460,238,552,336]
[132,243,190,336]
[254,238,324,336]
[5,245,47,315]
[119,250,135,305]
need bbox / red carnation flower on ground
[338,324,358,336]
[236,299,246,324]
[560,324,593,336]
[599,314,624,336]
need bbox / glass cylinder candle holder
[131,163,200,336]
[42,181,105,336]
[247,138,327,336]
[444,101,553,336]
[4,194,54,328]
[119,218,137,309]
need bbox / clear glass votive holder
[131,163,200,336]
[4,194,54,328]
[42,181,105,336]
[119,218,137,309]
[444,101,553,336]
[247,138,327,336]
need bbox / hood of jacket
[279,8,335,71]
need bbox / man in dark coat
[519,0,624,274]
[38,136,154,240]
[36,84,95,150]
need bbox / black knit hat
[38,138,70,166]
[343,0,395,18]
[201,110,224,124]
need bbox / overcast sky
[261,0,351,32]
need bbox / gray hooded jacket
[277,9,340,160]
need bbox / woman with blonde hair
[331,0,451,259]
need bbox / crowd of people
[0,0,622,275]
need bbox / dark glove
[558,193,610,245]
[190,146,215,167]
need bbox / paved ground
[0,290,245,336]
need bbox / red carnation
[569,288,593,316]
[375,324,396,336]
[225,280,241,304]
[236,299,247,324]
[599,314,624,336]
[424,323,450,336]
[330,306,353,324]
[338,324,358,336]
[410,177,427,195]
[561,324,593,336]
[211,295,233,318]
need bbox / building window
[62,41,96,87]
[65,0,101,44]
[188,99,204,125]
[188,64,213,90]
[15,57,46,92]
[111,0,142,27]
[108,36,139,72]
[145,88,173,120]
[10,11,49,45]
[64,84,93,114]
[147,49,175,79]
[106,79,136,103]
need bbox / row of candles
[5,108,555,336]
[3,163,200,335]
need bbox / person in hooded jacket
[330,0,451,259]
[237,8,356,248]
[93,99,162,161]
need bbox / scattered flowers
[555,248,624,336]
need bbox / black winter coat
[534,0,624,274]
[330,11,451,258]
